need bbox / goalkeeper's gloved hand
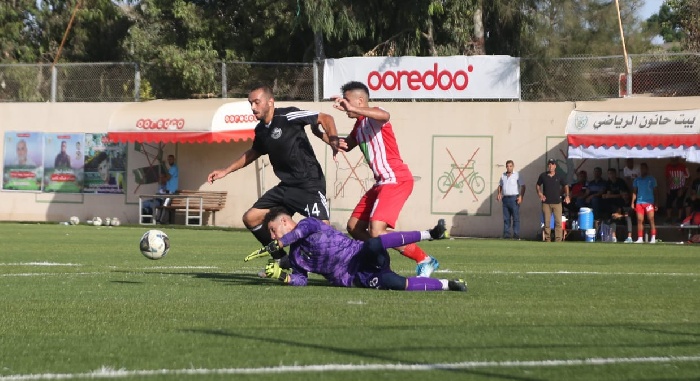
[265,259,290,283]
[244,240,282,262]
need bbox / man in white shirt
[622,158,640,189]
[497,160,526,239]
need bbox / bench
[162,190,228,226]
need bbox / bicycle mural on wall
[431,136,493,216]
[437,147,486,200]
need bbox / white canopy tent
[566,109,700,163]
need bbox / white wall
[1,97,698,238]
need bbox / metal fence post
[626,56,632,97]
[221,62,227,98]
[313,59,319,102]
[50,65,57,102]
[134,62,141,102]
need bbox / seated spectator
[586,167,607,219]
[602,168,629,214]
[684,167,700,220]
[566,170,589,216]
[141,174,169,223]
[608,191,635,243]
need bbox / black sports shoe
[448,279,467,292]
[429,219,448,240]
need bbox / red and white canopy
[108,99,257,144]
[566,109,700,163]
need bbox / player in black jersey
[207,84,339,267]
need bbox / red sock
[400,243,428,263]
[637,230,643,238]
[651,229,656,236]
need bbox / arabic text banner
[323,56,520,99]
[566,109,699,135]
[43,133,85,193]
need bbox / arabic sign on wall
[566,109,700,163]
[323,56,520,100]
[566,109,699,135]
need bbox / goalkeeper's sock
[379,231,421,249]
[405,277,443,291]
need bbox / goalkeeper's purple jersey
[279,218,364,287]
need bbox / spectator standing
[497,160,526,239]
[664,157,689,223]
[622,158,641,190]
[632,162,659,243]
[536,159,570,242]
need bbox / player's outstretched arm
[312,113,340,156]
[207,149,261,184]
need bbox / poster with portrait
[2,131,44,191]
[83,133,127,194]
[42,133,85,193]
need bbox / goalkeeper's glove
[265,259,290,283]
[244,240,281,262]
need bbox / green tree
[666,0,700,51]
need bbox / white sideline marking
[0,272,98,277]
[1,356,699,380]
[0,262,81,267]
[492,270,699,276]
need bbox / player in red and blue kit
[246,208,466,292]
[631,162,659,243]
[330,81,440,278]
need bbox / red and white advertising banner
[323,56,520,99]
[108,100,257,144]
[566,109,700,163]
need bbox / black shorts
[252,184,330,220]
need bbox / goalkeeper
[247,207,466,292]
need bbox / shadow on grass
[110,270,330,287]
[182,328,541,381]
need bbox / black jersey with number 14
[251,107,326,192]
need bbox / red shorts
[351,179,414,229]
[635,203,655,214]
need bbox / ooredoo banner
[323,56,520,99]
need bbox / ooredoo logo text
[367,63,474,91]
[224,114,257,123]
[136,118,185,130]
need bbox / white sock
[439,279,449,290]
[420,231,432,240]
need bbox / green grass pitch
[0,222,698,381]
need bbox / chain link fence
[1,53,698,102]
[521,53,700,101]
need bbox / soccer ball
[69,216,80,225]
[92,217,103,226]
[139,230,170,260]
[111,217,121,227]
